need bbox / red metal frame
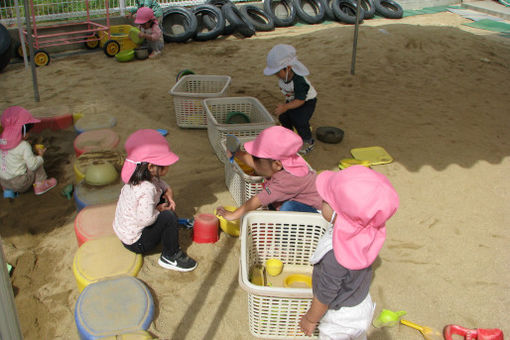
[22,0,111,50]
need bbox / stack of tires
[0,23,12,73]
[160,0,402,42]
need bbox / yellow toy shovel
[401,319,442,340]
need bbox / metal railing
[0,0,246,26]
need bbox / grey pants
[0,166,47,193]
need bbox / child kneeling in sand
[113,129,197,272]
[134,7,164,59]
[264,44,317,155]
[0,106,57,196]
[216,126,322,221]
[300,166,399,339]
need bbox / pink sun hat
[0,106,41,151]
[244,126,309,177]
[121,129,179,183]
[316,166,399,270]
[134,7,155,24]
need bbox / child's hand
[35,146,46,156]
[138,31,145,39]
[216,206,236,221]
[166,198,176,211]
[274,104,287,116]
[162,190,176,211]
[156,202,171,211]
[299,315,318,336]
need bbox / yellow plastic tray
[350,146,393,166]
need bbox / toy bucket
[192,213,219,243]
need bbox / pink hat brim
[0,107,41,150]
[121,152,179,183]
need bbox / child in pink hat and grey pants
[217,126,322,221]
[300,166,399,339]
[0,106,57,196]
[113,129,197,272]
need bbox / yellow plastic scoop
[249,264,266,286]
[401,319,442,340]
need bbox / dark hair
[252,155,275,163]
[22,123,34,136]
[128,162,164,185]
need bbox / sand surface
[1,11,509,340]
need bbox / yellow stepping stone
[72,236,142,292]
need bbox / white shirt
[0,141,44,180]
[113,178,168,245]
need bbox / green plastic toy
[373,309,407,328]
[62,184,73,200]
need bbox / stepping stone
[73,129,120,157]
[74,113,117,134]
[73,179,123,212]
[74,202,117,246]
[72,236,142,292]
[75,276,153,339]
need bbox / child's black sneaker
[158,250,197,272]
[298,139,315,155]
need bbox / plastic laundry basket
[204,97,275,162]
[220,136,263,206]
[239,211,328,339]
[169,75,231,128]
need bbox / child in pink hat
[300,166,399,339]
[264,44,317,155]
[0,106,57,197]
[217,126,322,221]
[113,129,197,272]
[134,7,163,59]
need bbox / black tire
[332,0,364,24]
[0,23,11,56]
[323,0,336,21]
[205,0,235,35]
[316,126,344,144]
[14,40,24,59]
[103,40,120,57]
[162,7,198,43]
[263,0,296,27]
[33,49,50,66]
[84,34,100,49]
[0,41,12,73]
[294,0,326,24]
[374,0,402,18]
[222,3,256,38]
[192,4,225,41]
[360,0,376,18]
[239,5,275,31]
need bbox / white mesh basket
[220,136,263,206]
[169,75,231,128]
[239,211,328,339]
[204,97,275,161]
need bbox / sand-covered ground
[1,10,509,339]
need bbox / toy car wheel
[33,49,50,66]
[84,34,99,49]
[103,40,120,57]
[14,41,27,59]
